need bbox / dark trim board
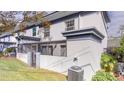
[16,35,41,41]
[18,40,66,45]
[66,34,102,43]
[62,27,104,42]
[0,42,16,44]
[0,33,13,38]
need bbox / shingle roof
[0,32,13,38]
[43,11,80,21]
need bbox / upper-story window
[32,27,36,36]
[44,27,50,38]
[65,19,75,31]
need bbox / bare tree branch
[0,11,50,34]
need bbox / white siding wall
[24,26,39,36]
[10,36,17,42]
[0,36,16,43]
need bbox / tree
[0,11,50,34]
[119,25,124,38]
[0,11,51,53]
[114,36,124,62]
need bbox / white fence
[39,47,100,80]
[16,53,28,64]
[16,46,101,80]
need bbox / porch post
[27,52,32,66]
[36,52,41,68]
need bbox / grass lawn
[0,57,66,81]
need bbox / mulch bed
[114,73,124,81]
[117,75,124,81]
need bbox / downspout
[17,32,20,53]
[101,12,108,36]
[78,13,80,30]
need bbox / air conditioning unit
[68,66,84,81]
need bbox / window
[18,45,23,53]
[48,46,53,55]
[65,19,75,31]
[41,46,53,55]
[32,27,36,36]
[44,27,50,38]
[42,46,47,55]
[61,45,67,56]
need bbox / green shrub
[4,48,14,54]
[0,52,3,57]
[101,53,117,72]
[113,37,124,62]
[92,70,117,81]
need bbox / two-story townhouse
[16,11,109,56]
[0,32,17,52]
[16,11,110,80]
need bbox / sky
[108,11,124,37]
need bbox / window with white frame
[61,45,67,56]
[41,45,53,55]
[42,46,47,55]
[48,46,53,55]
[65,19,75,31]
[44,27,50,38]
[32,27,36,36]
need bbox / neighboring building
[0,11,110,80]
[108,37,120,48]
[107,25,124,49]
[0,32,17,52]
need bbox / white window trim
[65,19,75,31]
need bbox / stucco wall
[49,17,79,41]
[40,12,107,49]
[39,46,97,80]
[17,12,107,50]
[39,16,79,41]
[16,39,102,80]
[80,12,107,49]
[39,38,102,81]
[40,55,66,70]
[67,39,102,80]
[67,39,102,60]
